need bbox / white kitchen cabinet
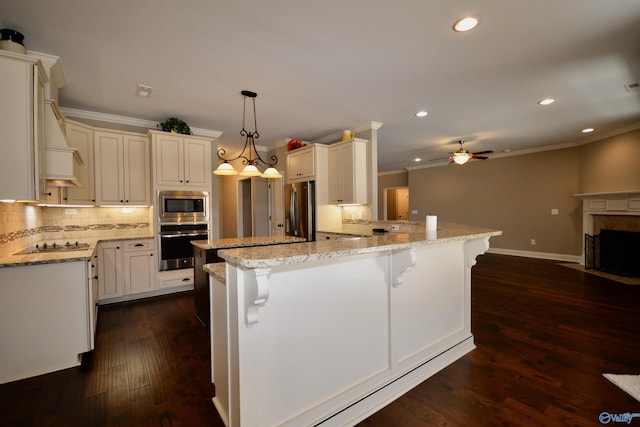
[123,239,156,295]
[65,120,95,205]
[0,260,92,384]
[98,240,124,300]
[286,145,316,183]
[0,51,47,202]
[157,269,194,290]
[328,138,369,205]
[149,130,212,190]
[98,239,157,301]
[94,130,150,206]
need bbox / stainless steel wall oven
[158,223,208,271]
[157,190,210,271]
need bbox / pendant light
[213,90,281,178]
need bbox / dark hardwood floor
[1,254,639,426]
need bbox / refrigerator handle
[290,187,299,236]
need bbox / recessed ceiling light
[136,84,153,97]
[582,128,594,133]
[453,17,479,32]
[415,111,428,118]
[414,157,422,162]
[538,98,555,106]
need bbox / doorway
[384,187,409,221]
[237,177,270,237]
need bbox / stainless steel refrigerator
[285,181,316,241]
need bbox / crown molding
[28,51,67,90]
[60,107,223,138]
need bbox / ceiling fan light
[239,164,262,177]
[213,162,238,175]
[261,167,282,179]
[452,153,470,165]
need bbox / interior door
[269,173,284,236]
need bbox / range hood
[44,100,82,187]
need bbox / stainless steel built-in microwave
[158,190,208,223]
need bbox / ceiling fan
[449,140,493,165]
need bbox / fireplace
[586,229,640,277]
[575,190,640,278]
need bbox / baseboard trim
[486,248,581,263]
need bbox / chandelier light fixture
[213,90,281,178]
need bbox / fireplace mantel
[574,190,640,262]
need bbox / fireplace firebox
[586,229,640,278]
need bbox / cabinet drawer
[160,273,194,289]
[123,240,153,252]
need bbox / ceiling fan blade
[471,150,493,155]
[472,155,489,160]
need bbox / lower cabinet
[98,239,156,302]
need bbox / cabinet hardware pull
[182,278,190,282]
[134,243,144,247]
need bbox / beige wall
[402,128,640,257]
[578,128,640,193]
[377,172,409,220]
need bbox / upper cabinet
[149,130,212,190]
[94,130,150,206]
[65,120,95,205]
[286,144,323,183]
[328,138,369,205]
[0,51,47,202]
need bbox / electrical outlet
[551,209,559,215]
[64,208,77,215]
[391,225,400,231]
[411,210,418,214]
[530,239,536,245]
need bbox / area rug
[603,374,640,402]
[558,263,640,285]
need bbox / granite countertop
[191,235,305,250]
[0,232,154,268]
[203,262,226,283]
[219,222,502,269]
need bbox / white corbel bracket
[392,249,416,287]
[464,238,490,268]
[245,267,271,327]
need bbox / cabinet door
[124,251,155,294]
[123,135,150,205]
[183,137,211,188]
[286,152,301,182]
[0,55,44,201]
[286,146,315,183]
[328,141,367,204]
[65,122,95,205]
[94,131,124,205]
[299,149,315,179]
[154,134,185,186]
[98,241,123,300]
[328,145,346,203]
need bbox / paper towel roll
[426,215,437,231]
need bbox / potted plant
[157,118,192,135]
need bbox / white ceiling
[3,0,640,172]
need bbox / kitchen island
[205,222,501,426]
[191,235,305,326]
